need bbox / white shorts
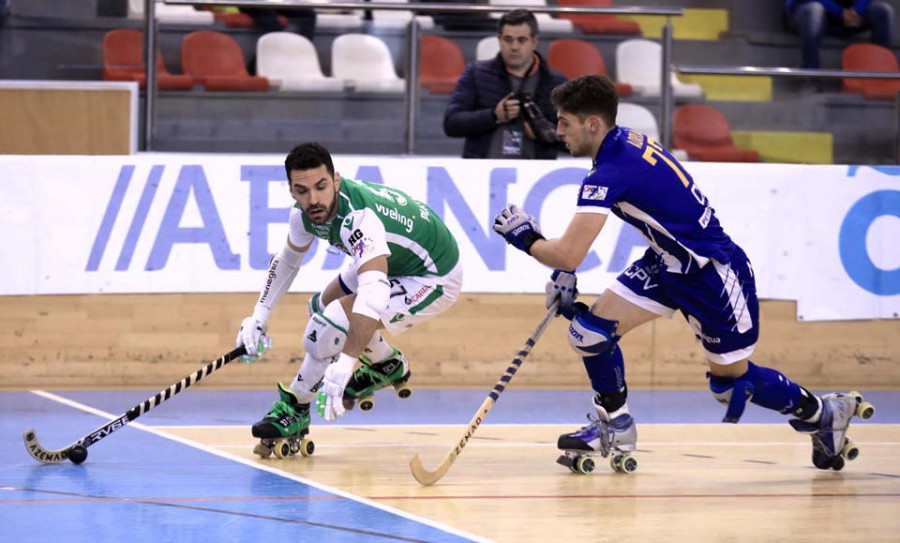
[339,261,463,335]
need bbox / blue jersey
[576,126,736,274]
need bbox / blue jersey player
[493,75,874,474]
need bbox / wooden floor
[165,423,900,542]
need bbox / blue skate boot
[557,404,638,474]
[789,391,875,471]
[252,382,315,459]
[341,348,412,412]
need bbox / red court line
[371,493,900,500]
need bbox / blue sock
[708,361,814,423]
[583,346,627,411]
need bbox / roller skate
[252,382,315,459]
[341,348,412,412]
[789,390,875,471]
[557,406,638,475]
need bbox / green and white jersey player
[236,142,463,457]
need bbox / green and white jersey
[288,177,459,277]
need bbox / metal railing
[145,0,682,152]
[675,65,900,164]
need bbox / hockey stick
[23,345,246,464]
[409,301,558,485]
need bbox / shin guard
[708,361,805,423]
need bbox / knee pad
[708,361,804,423]
[567,305,619,358]
[302,300,349,360]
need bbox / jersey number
[641,137,706,206]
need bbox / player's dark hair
[498,9,538,37]
[551,75,618,127]
[284,142,335,180]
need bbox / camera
[516,92,559,144]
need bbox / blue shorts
[609,246,759,365]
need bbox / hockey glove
[236,316,271,362]
[546,269,578,315]
[492,204,545,254]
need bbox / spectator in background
[443,9,567,159]
[0,0,9,29]
[784,0,894,69]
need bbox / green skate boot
[342,349,412,411]
[252,382,315,459]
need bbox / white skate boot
[789,391,875,471]
[557,405,638,474]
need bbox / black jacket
[443,52,567,159]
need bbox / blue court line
[0,391,487,543]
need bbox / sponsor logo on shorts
[404,285,433,305]
[581,185,608,201]
[390,313,405,323]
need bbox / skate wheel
[831,455,845,471]
[610,455,623,473]
[620,455,638,474]
[857,401,875,420]
[274,440,291,459]
[395,384,412,399]
[849,390,862,403]
[253,442,273,459]
[842,440,859,461]
[342,398,355,411]
[359,395,375,411]
[299,438,315,457]
[575,455,595,474]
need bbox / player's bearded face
[289,165,341,225]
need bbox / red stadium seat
[547,38,632,97]
[673,104,759,162]
[556,0,640,35]
[841,43,900,100]
[182,31,269,92]
[102,29,194,90]
[419,36,465,94]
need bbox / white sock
[363,331,395,363]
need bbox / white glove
[318,353,356,422]
[236,316,270,362]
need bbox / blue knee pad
[708,361,804,423]
[568,305,625,394]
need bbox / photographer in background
[443,9,567,159]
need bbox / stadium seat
[556,0,640,35]
[476,36,500,61]
[841,43,900,100]
[616,39,703,98]
[673,104,759,162]
[371,0,435,30]
[419,36,465,94]
[617,103,688,160]
[256,32,344,92]
[332,34,405,93]
[102,29,194,91]
[182,31,269,92]
[547,39,632,97]
[315,0,365,30]
[488,0,574,34]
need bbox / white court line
[29,390,493,543]
[209,441,900,449]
